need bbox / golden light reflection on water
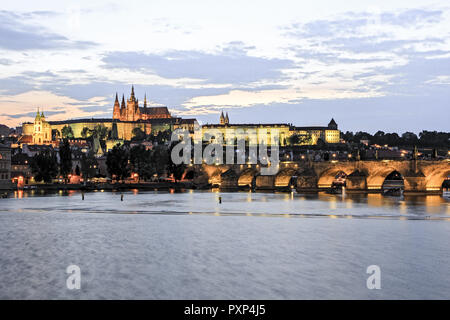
[367,194,384,207]
[345,198,353,209]
[328,196,337,210]
[399,201,407,214]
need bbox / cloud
[0,10,97,50]
[102,42,294,84]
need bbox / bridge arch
[238,168,259,187]
[317,167,354,189]
[426,168,450,192]
[366,167,407,190]
[208,168,223,186]
[275,168,300,188]
[381,170,404,191]
[182,168,197,180]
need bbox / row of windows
[0,173,9,180]
[0,162,9,169]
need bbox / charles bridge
[184,159,450,194]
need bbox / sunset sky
[0,0,449,133]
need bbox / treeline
[30,140,186,184]
[341,130,450,148]
[106,143,185,182]
[30,139,73,183]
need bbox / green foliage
[131,127,146,141]
[151,145,170,176]
[147,130,172,144]
[61,125,74,139]
[106,144,130,181]
[81,127,92,139]
[342,130,449,148]
[80,150,98,179]
[167,143,186,182]
[31,150,58,183]
[288,133,312,146]
[93,124,108,141]
[129,145,154,181]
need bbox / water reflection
[1,189,449,220]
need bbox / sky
[0,0,449,134]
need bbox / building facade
[0,144,12,190]
[202,114,341,146]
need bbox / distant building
[113,87,172,121]
[0,144,12,190]
[19,110,52,146]
[10,152,32,188]
[20,86,198,143]
[202,114,340,146]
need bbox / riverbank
[13,181,209,192]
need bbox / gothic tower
[220,111,225,125]
[113,93,121,119]
[120,94,126,120]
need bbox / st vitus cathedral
[113,85,171,122]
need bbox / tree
[106,144,130,182]
[167,143,186,182]
[80,150,98,180]
[129,145,154,181]
[81,127,92,139]
[401,132,419,146]
[59,139,73,182]
[93,124,108,141]
[151,145,170,176]
[52,129,61,140]
[288,133,312,146]
[61,125,74,139]
[31,150,58,183]
[131,128,146,141]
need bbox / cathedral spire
[115,92,118,103]
[130,85,135,100]
[144,93,147,108]
[121,94,126,109]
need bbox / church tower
[120,94,126,120]
[220,111,225,125]
[126,85,140,121]
[113,93,121,119]
[328,118,338,130]
[225,112,229,125]
[32,109,51,145]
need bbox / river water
[0,189,449,299]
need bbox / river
[0,189,449,299]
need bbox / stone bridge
[183,160,450,194]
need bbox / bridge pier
[255,175,275,190]
[403,172,428,195]
[296,169,319,193]
[345,170,368,193]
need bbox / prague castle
[21,86,197,144]
[202,112,340,146]
[20,86,340,148]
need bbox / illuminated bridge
[183,160,450,195]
